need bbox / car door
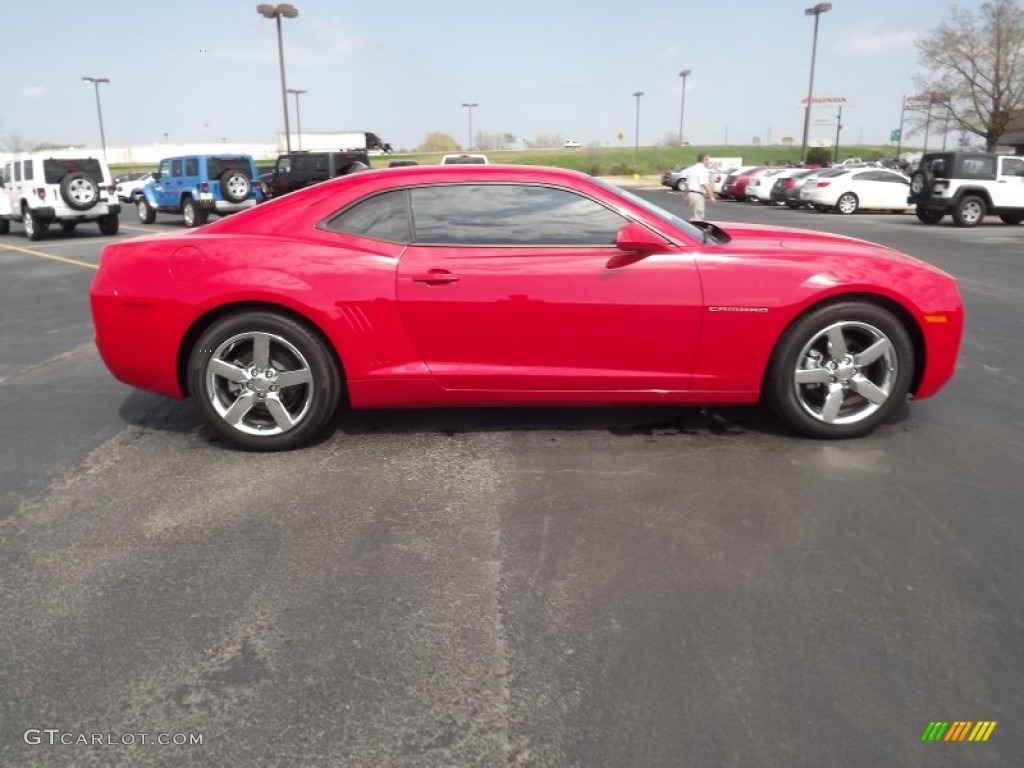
[998,157,1024,207]
[395,183,703,392]
[151,159,172,207]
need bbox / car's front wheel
[137,197,157,224]
[187,312,342,451]
[24,208,48,241]
[765,302,914,439]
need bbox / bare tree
[914,0,1024,151]
[1,128,29,152]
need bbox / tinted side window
[171,159,183,177]
[961,156,996,178]
[184,158,199,176]
[322,190,412,243]
[14,162,21,182]
[410,184,626,246]
[23,160,33,181]
[1001,157,1024,177]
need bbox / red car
[90,165,964,451]
[722,166,765,201]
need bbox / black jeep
[260,150,370,199]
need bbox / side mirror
[608,222,668,269]
[151,171,162,181]
[614,221,666,253]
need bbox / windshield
[591,177,719,244]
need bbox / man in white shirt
[683,153,715,221]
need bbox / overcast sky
[3,0,966,152]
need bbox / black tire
[61,222,78,233]
[915,206,943,224]
[59,173,100,211]
[952,195,985,227]
[0,218,9,235]
[187,311,342,451]
[765,301,914,439]
[98,213,119,236]
[137,197,157,224]
[220,171,251,204]
[24,208,48,241]
[999,212,1024,225]
[182,197,208,228]
[909,169,934,201]
[836,192,859,215]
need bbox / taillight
[200,182,210,193]
[785,180,796,188]
[34,188,46,200]
[107,184,116,194]
[817,181,830,187]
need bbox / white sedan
[114,172,154,202]
[800,168,912,214]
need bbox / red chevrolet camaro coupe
[90,164,964,451]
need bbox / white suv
[0,153,121,240]
[908,151,1024,226]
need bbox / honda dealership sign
[799,95,851,107]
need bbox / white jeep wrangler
[0,153,121,240]
[908,151,1024,227]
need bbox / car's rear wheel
[137,197,157,224]
[765,302,913,439]
[187,312,342,451]
[916,206,943,224]
[24,208,48,241]
[182,197,208,228]
[59,173,99,211]
[836,192,859,214]
[98,213,119,235]
[999,212,1024,225]
[953,195,985,227]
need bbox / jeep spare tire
[60,173,100,211]
[909,169,934,201]
[220,171,251,204]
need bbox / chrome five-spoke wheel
[766,302,914,438]
[188,312,341,450]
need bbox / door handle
[411,270,460,285]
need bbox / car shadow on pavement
[115,391,911,448]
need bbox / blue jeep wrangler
[137,154,263,227]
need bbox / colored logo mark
[921,721,997,742]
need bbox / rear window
[208,156,253,178]
[43,158,105,184]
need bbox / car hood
[712,221,931,268]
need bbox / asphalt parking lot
[2,193,1022,767]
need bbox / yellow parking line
[0,242,98,270]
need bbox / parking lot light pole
[800,2,831,165]
[678,69,691,146]
[81,77,110,162]
[257,3,299,153]
[287,88,306,150]
[633,91,644,161]
[461,103,478,150]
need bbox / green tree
[914,0,1024,151]
[418,132,460,152]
